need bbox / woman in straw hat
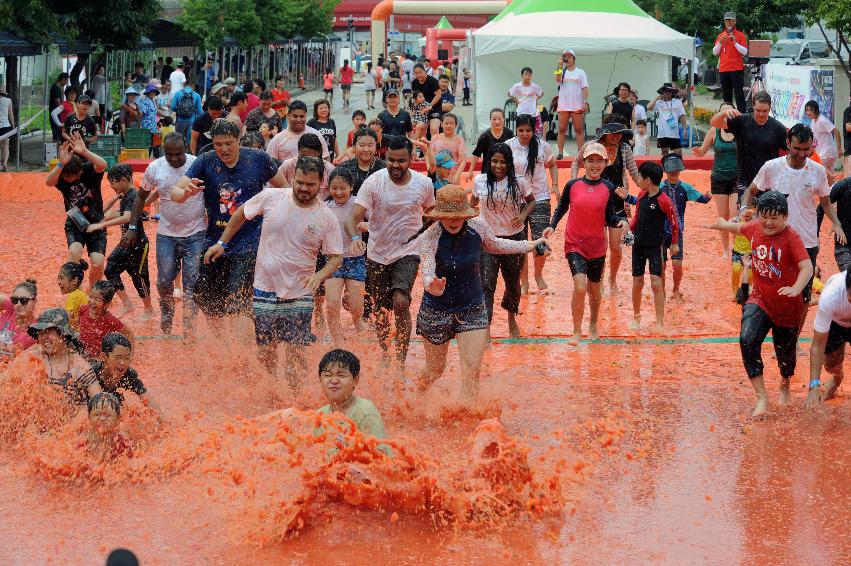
[411,185,547,400]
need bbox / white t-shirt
[326,197,365,258]
[243,187,343,299]
[814,272,851,332]
[277,156,335,200]
[506,136,555,200]
[654,98,686,139]
[141,155,205,238]
[473,174,532,236]
[556,68,588,112]
[509,82,543,117]
[753,156,830,248]
[401,59,414,90]
[364,70,377,91]
[810,115,838,159]
[355,169,435,265]
[265,126,330,161]
[169,69,186,93]
[0,97,12,128]
[633,104,647,123]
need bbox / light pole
[347,15,354,49]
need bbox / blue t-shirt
[439,90,455,115]
[660,180,709,236]
[186,148,279,256]
[423,223,485,313]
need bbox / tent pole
[15,55,21,171]
[43,48,48,163]
[688,43,695,148]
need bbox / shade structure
[434,16,454,30]
[472,0,694,135]
[0,31,41,57]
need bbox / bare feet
[507,314,522,338]
[655,322,665,334]
[172,288,183,301]
[520,283,530,296]
[137,308,154,322]
[607,281,619,297]
[629,317,641,331]
[671,290,684,302]
[114,303,135,319]
[589,323,599,341]
[535,276,548,293]
[751,395,769,418]
[778,379,791,406]
[567,332,581,345]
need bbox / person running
[507,114,559,294]
[805,100,841,174]
[123,133,203,337]
[740,124,845,307]
[0,279,38,365]
[335,127,386,194]
[711,191,813,417]
[507,67,543,134]
[693,102,739,257]
[244,91,282,137]
[347,136,435,374]
[806,269,851,408]
[265,100,330,162]
[376,89,413,140]
[363,62,378,110]
[572,118,641,295]
[554,49,589,159]
[412,185,546,400]
[463,107,514,184]
[277,133,336,198]
[339,59,355,108]
[411,64,442,137]
[45,132,108,288]
[173,119,285,331]
[647,83,686,156]
[322,67,335,105]
[204,156,342,388]
[629,162,679,333]
[471,143,535,338]
[545,143,629,343]
[307,99,338,162]
[829,177,851,272]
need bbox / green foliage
[802,0,851,81]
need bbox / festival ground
[0,169,849,564]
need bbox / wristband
[351,235,361,241]
[56,162,63,169]
[216,239,229,250]
[808,380,821,390]
[127,225,138,231]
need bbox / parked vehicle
[769,39,830,65]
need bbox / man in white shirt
[265,100,329,162]
[169,62,187,94]
[806,270,851,407]
[742,123,847,305]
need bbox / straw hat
[424,185,479,220]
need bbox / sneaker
[173,288,183,301]
[557,153,564,160]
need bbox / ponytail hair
[514,114,539,178]
[14,278,37,298]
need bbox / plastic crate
[119,148,149,162]
[102,155,118,169]
[91,134,121,156]
[124,128,152,149]
[48,158,59,171]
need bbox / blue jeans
[156,231,206,332]
[175,120,193,145]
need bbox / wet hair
[14,278,37,299]
[368,118,383,129]
[313,98,331,119]
[514,114,539,177]
[804,100,820,116]
[64,85,77,97]
[520,67,533,75]
[209,118,240,139]
[259,90,272,101]
[756,190,789,216]
[62,155,83,176]
[613,82,631,95]
[107,163,133,182]
[229,91,247,107]
[254,79,266,91]
[91,280,116,302]
[414,63,425,71]
[753,91,772,106]
[288,100,307,113]
[163,132,185,147]
[297,132,323,153]
[240,132,264,149]
[318,348,360,378]
[845,270,851,290]
[438,74,449,82]
[489,107,505,118]
[59,260,88,286]
[102,331,131,354]
[351,109,366,120]
[87,391,121,415]
[295,155,324,177]
[328,168,355,189]
[638,162,663,186]
[352,126,378,144]
[635,119,647,127]
[483,143,523,211]
[159,116,174,127]
[206,95,224,111]
[387,135,413,154]
[241,80,254,92]
[84,89,96,99]
[787,123,813,144]
[441,112,457,125]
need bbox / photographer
[713,12,748,112]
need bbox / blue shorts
[663,232,684,261]
[252,289,315,346]
[331,255,366,282]
[416,300,489,345]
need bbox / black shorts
[663,232,684,261]
[64,219,107,255]
[567,252,605,283]
[632,244,663,277]
[834,243,851,272]
[739,303,799,379]
[824,321,851,354]
[366,255,420,313]
[416,301,489,345]
[323,88,333,94]
[657,137,682,150]
[710,178,737,195]
[341,84,352,91]
[194,251,256,318]
[428,111,442,121]
[802,246,818,304]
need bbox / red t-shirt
[340,66,354,85]
[78,304,126,359]
[740,221,810,327]
[715,29,747,72]
[347,130,356,148]
[270,88,290,103]
[242,93,260,120]
[0,298,36,363]
[562,178,615,260]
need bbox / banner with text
[764,64,834,128]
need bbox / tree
[803,0,851,85]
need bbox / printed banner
[764,64,834,128]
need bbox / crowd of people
[2,39,851,475]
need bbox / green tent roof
[434,16,454,30]
[493,0,649,22]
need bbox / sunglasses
[10,296,34,305]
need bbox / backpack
[176,90,196,119]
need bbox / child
[316,349,387,443]
[91,164,153,321]
[462,68,472,106]
[368,118,387,159]
[659,154,711,301]
[410,91,430,141]
[88,332,163,417]
[272,99,288,130]
[629,162,679,332]
[58,260,89,331]
[710,191,813,417]
[158,116,175,139]
[425,147,456,191]
[633,119,649,156]
[81,392,133,460]
[322,67,334,105]
[78,280,134,360]
[323,170,368,346]
[345,110,367,150]
[731,213,753,300]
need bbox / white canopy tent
[472,0,694,139]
